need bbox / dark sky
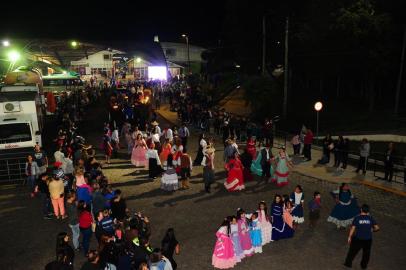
[1,0,226,47]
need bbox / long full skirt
[272,159,289,186]
[258,219,273,245]
[271,215,294,241]
[148,158,163,178]
[131,146,147,167]
[327,199,360,228]
[224,168,245,191]
[161,169,179,191]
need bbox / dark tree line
[205,0,406,129]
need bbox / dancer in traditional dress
[257,201,272,245]
[272,147,292,187]
[193,134,207,166]
[160,154,179,191]
[237,208,254,257]
[212,219,237,269]
[249,212,263,254]
[171,138,184,175]
[271,194,294,241]
[146,143,163,179]
[290,185,305,224]
[236,209,254,257]
[224,152,245,191]
[327,183,360,229]
[203,146,215,193]
[250,143,274,178]
[246,136,257,159]
[131,133,148,167]
[159,139,172,165]
[230,216,244,263]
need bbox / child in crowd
[290,185,305,224]
[308,191,322,228]
[179,148,192,189]
[212,218,237,269]
[249,212,263,254]
[257,201,272,245]
[230,216,244,263]
[236,208,254,257]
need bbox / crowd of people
[211,182,380,269]
[22,75,388,270]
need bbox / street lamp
[314,101,323,144]
[136,57,142,63]
[2,40,10,47]
[71,41,78,48]
[181,34,191,74]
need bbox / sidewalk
[157,104,406,197]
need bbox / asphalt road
[1,101,406,270]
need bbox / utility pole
[283,16,289,119]
[262,15,266,76]
[394,26,406,116]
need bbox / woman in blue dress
[290,185,304,224]
[327,183,359,229]
[271,194,294,240]
[250,145,274,177]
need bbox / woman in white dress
[161,154,179,191]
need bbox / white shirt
[162,128,173,141]
[146,149,161,165]
[152,133,160,143]
[54,150,65,162]
[111,130,119,142]
[200,139,207,148]
[294,192,304,205]
[62,157,74,174]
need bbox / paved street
[0,104,406,270]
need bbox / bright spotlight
[8,51,21,62]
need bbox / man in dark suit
[260,143,272,182]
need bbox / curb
[157,110,406,197]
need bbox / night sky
[1,0,226,47]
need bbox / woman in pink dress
[246,136,257,159]
[236,208,254,257]
[131,134,148,167]
[212,218,237,269]
[257,201,273,245]
[224,153,245,191]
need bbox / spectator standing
[161,228,180,270]
[25,154,40,198]
[33,144,48,174]
[56,232,75,269]
[178,123,190,149]
[291,133,300,155]
[344,204,379,269]
[384,142,396,182]
[66,192,80,251]
[48,170,66,219]
[303,129,314,161]
[37,173,53,219]
[356,138,370,175]
[78,200,93,256]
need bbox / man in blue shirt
[344,204,379,269]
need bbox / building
[70,49,125,77]
[160,42,207,74]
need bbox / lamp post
[314,101,323,145]
[2,40,10,47]
[182,34,190,74]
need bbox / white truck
[0,67,45,152]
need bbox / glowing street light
[136,57,142,63]
[8,50,21,62]
[314,101,323,144]
[2,40,10,47]
[71,41,78,48]
[181,34,191,73]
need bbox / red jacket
[79,210,93,229]
[304,131,314,144]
